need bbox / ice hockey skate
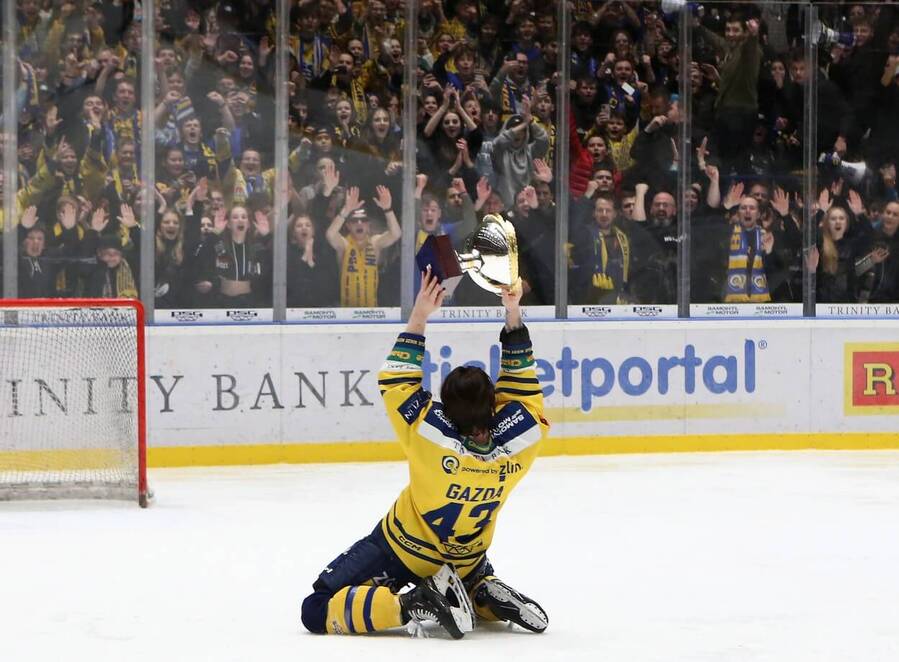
[473,577,549,633]
[400,564,475,639]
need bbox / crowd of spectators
[567,0,899,306]
[7,0,282,305]
[805,3,899,303]
[2,1,898,310]
[9,1,141,299]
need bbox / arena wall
[140,320,899,466]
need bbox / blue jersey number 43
[422,501,501,544]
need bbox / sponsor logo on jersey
[460,465,498,476]
[492,407,525,437]
[498,460,522,482]
[845,343,899,414]
[424,405,462,440]
[370,572,393,588]
[398,388,430,424]
[490,403,535,445]
[388,348,424,365]
[441,456,460,475]
[442,541,478,556]
[396,533,424,552]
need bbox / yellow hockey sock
[325,586,403,634]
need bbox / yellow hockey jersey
[377,327,549,580]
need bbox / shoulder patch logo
[441,456,460,475]
[490,402,537,445]
[397,388,431,424]
[424,404,462,440]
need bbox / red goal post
[0,298,148,507]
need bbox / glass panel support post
[554,0,571,319]
[399,0,419,321]
[802,4,819,317]
[677,6,694,318]
[3,0,19,298]
[273,0,290,322]
[140,0,157,319]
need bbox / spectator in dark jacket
[697,14,763,176]
[286,213,339,307]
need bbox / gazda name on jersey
[445,483,504,503]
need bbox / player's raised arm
[502,282,524,333]
[378,269,446,439]
[495,283,546,422]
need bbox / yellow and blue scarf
[591,226,630,295]
[724,225,771,303]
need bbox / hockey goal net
[0,299,148,507]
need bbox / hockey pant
[301,524,517,634]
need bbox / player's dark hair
[440,366,495,436]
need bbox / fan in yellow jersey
[324,180,402,307]
[301,272,550,639]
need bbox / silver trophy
[458,214,520,293]
[416,214,520,295]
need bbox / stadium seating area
[3,1,897,314]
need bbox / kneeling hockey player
[301,270,550,639]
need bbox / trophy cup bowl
[457,214,520,294]
[415,213,519,296]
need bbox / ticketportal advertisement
[131,321,899,448]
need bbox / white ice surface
[4,452,899,662]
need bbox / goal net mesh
[0,304,142,503]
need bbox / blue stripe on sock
[362,587,376,632]
[344,586,358,633]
